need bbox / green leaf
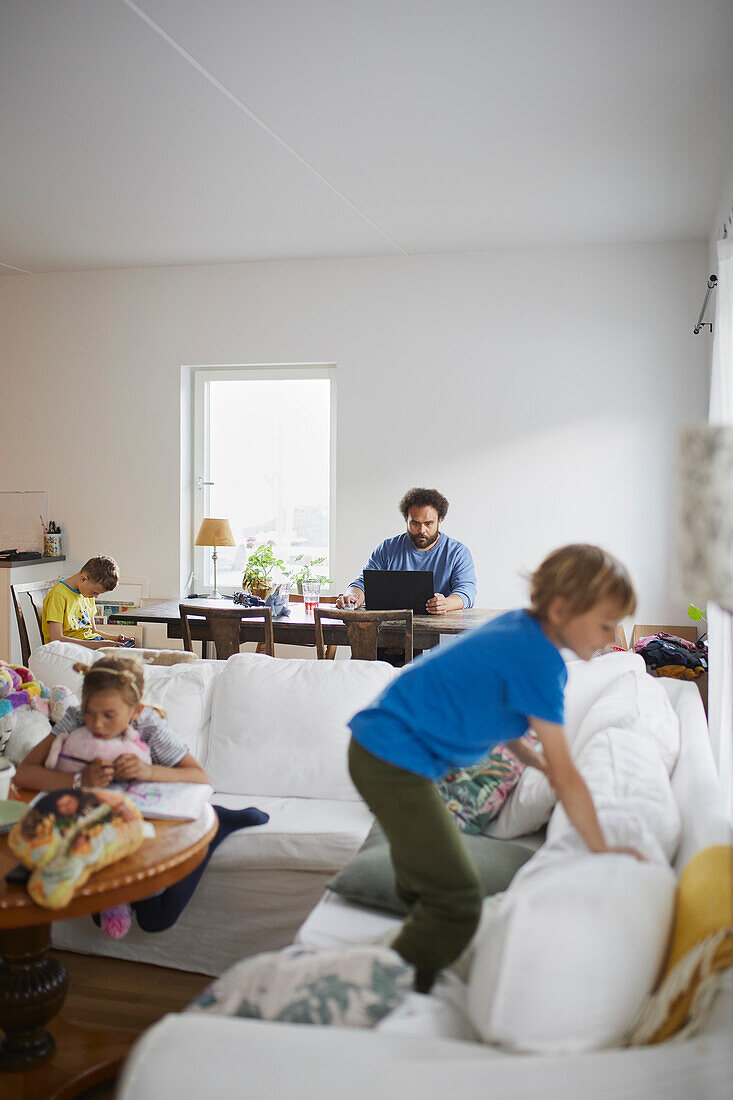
[687,604,706,622]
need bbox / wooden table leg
[0,926,136,1099]
[0,924,67,1070]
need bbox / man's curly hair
[398,488,449,522]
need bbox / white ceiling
[1,0,732,274]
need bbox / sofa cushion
[207,654,398,799]
[29,643,222,762]
[483,766,556,840]
[29,641,96,692]
[209,794,374,873]
[563,651,646,744]
[467,840,676,1052]
[327,822,533,916]
[437,741,527,835]
[187,943,414,1027]
[546,726,681,862]
[142,661,222,762]
[570,669,680,770]
[629,843,733,1044]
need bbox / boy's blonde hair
[81,556,119,592]
[73,656,165,717]
[529,544,636,622]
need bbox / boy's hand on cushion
[505,738,550,777]
[114,754,152,782]
[82,759,115,787]
[607,845,646,861]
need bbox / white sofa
[28,641,398,975]
[115,651,733,1100]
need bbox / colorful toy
[0,660,51,716]
[46,724,151,773]
[8,788,144,909]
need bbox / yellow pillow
[629,844,733,1045]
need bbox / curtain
[708,237,733,823]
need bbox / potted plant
[241,542,287,600]
[290,554,331,595]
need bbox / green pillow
[327,823,534,916]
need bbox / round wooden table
[0,798,217,1099]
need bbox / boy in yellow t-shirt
[42,556,133,650]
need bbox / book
[107,781,213,821]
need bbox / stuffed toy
[48,685,76,724]
[1,706,53,765]
[0,660,51,715]
[8,787,144,909]
[46,724,151,773]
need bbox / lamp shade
[195,518,235,548]
[679,425,733,612]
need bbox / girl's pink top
[46,724,152,773]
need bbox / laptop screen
[363,569,435,614]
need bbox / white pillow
[187,943,413,1027]
[29,643,222,762]
[546,727,681,862]
[207,653,398,799]
[467,847,676,1052]
[484,767,556,839]
[485,654,647,839]
[29,641,94,692]
[142,661,222,761]
[571,669,680,771]
[563,651,646,744]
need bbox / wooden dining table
[109,598,503,657]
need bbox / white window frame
[192,365,337,593]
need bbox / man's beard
[408,531,439,549]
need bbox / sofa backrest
[29,641,225,763]
[206,653,399,799]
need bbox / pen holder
[43,532,62,557]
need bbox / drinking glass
[302,581,321,614]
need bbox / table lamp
[195,518,235,599]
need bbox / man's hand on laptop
[426,592,449,614]
[336,588,364,610]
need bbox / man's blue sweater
[350,532,477,608]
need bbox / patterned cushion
[188,944,414,1028]
[629,844,733,1044]
[437,739,532,834]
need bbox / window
[193,367,335,592]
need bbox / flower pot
[247,580,276,601]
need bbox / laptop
[363,569,435,614]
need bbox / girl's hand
[114,754,152,782]
[83,758,115,787]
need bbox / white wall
[0,241,709,623]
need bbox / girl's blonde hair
[529,544,636,622]
[72,656,165,717]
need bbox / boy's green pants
[348,738,482,986]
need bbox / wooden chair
[10,579,56,666]
[179,604,275,660]
[314,608,414,664]
[614,624,628,650]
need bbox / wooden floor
[53,949,210,1098]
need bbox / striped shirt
[51,706,188,768]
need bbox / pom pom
[100,904,132,940]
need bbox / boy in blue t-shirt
[348,544,640,993]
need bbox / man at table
[336,487,477,614]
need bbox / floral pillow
[188,944,414,1028]
[438,735,537,835]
